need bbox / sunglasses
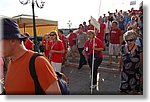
[50,33,56,36]
[126,39,134,42]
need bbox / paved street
[61,47,121,95]
[62,64,120,95]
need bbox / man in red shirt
[58,30,68,65]
[68,30,77,59]
[109,21,122,64]
[87,20,94,30]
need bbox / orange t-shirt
[5,50,57,95]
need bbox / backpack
[29,53,70,95]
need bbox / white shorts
[51,61,62,72]
[109,43,121,56]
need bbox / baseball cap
[1,18,26,39]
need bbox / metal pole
[32,0,39,52]
[90,28,95,94]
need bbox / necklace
[127,44,135,53]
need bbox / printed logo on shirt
[111,31,117,34]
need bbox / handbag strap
[29,53,46,95]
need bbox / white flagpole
[90,28,95,94]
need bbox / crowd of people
[0,6,143,95]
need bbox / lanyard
[51,41,57,50]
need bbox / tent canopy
[12,14,58,36]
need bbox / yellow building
[12,14,58,36]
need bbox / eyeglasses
[126,39,134,42]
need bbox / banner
[130,1,136,5]
[90,16,100,30]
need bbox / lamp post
[67,20,72,29]
[19,0,45,52]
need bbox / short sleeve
[35,56,57,91]
[121,45,126,54]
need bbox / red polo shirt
[68,32,77,46]
[84,38,104,58]
[49,40,64,63]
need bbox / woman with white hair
[119,30,143,94]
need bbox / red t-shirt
[24,38,34,50]
[68,32,77,46]
[84,38,104,58]
[87,25,94,30]
[59,35,67,49]
[110,27,122,44]
[49,40,64,63]
[59,35,67,58]
[96,23,106,43]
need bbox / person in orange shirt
[1,18,61,95]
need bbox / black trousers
[88,54,103,85]
[105,33,109,45]
[78,48,87,68]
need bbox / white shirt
[104,21,112,33]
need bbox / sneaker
[78,66,82,70]
[78,65,83,70]
[90,85,97,89]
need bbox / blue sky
[0,0,143,28]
